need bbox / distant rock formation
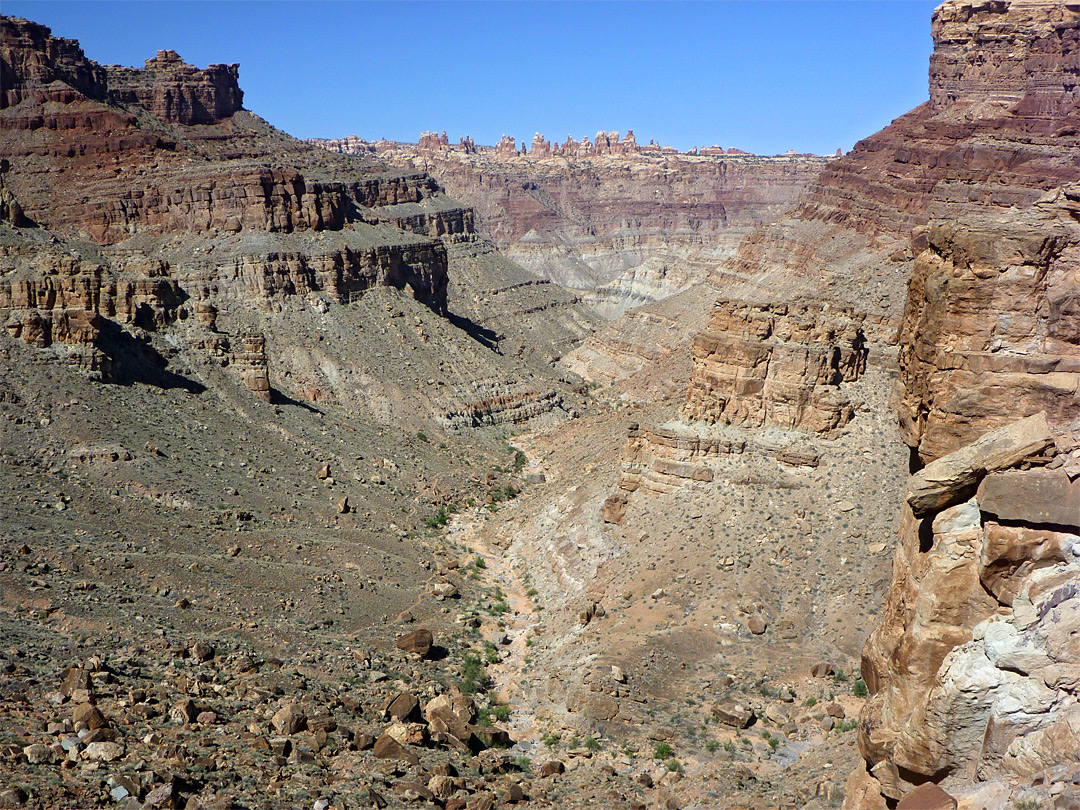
[0,19,242,125]
[105,48,242,125]
[0,15,456,383]
[306,125,793,315]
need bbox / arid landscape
[1,3,1078,810]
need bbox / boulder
[396,628,434,659]
[72,703,106,729]
[896,783,957,810]
[712,700,755,728]
[272,703,307,735]
[373,733,419,766]
[976,468,1080,528]
[905,412,1052,515]
[811,661,835,678]
[382,691,422,723]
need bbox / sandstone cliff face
[849,191,1080,810]
[683,299,868,435]
[1,21,241,124]
[853,412,1080,807]
[799,0,1079,240]
[106,49,242,125]
[0,17,453,369]
[896,185,1080,464]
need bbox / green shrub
[423,507,449,529]
[459,653,492,695]
[541,731,561,748]
[853,678,868,698]
[653,742,673,760]
[584,736,600,752]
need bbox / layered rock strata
[722,0,1080,324]
[849,192,1080,807]
[896,185,1080,464]
[0,16,593,428]
[682,299,868,434]
[600,421,822,524]
[312,134,829,315]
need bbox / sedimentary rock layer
[723,0,1080,323]
[896,184,1080,464]
[0,15,594,425]
[312,135,829,315]
[682,298,868,434]
[855,413,1080,802]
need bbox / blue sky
[5,1,939,156]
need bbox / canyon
[310,133,829,318]
[1,2,1078,810]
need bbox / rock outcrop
[849,158,1080,810]
[722,1,1080,325]
[682,299,868,434]
[896,185,1080,464]
[0,15,594,428]
[600,420,822,522]
[0,19,448,343]
[311,133,829,316]
[854,412,1080,806]
[105,49,242,125]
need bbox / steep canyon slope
[0,17,675,810]
[1,2,1078,810]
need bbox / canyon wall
[311,135,829,317]
[0,15,595,425]
[675,0,1079,470]
[846,184,1080,809]
[719,1,1080,329]
[683,299,869,435]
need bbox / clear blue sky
[5,1,939,156]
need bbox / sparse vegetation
[541,731,561,749]
[423,506,449,528]
[653,742,673,760]
[459,653,492,695]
